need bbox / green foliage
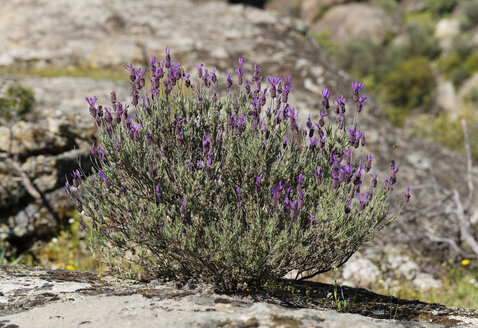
[315,5,332,20]
[401,22,441,60]
[376,0,399,13]
[460,0,478,30]
[437,35,478,87]
[0,84,34,122]
[380,57,435,125]
[336,37,383,79]
[406,111,478,160]
[425,0,457,18]
[69,53,399,292]
[314,29,340,56]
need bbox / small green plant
[0,84,34,122]
[380,56,435,125]
[67,49,408,292]
[331,269,354,312]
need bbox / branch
[453,190,478,258]
[461,119,474,214]
[424,227,474,258]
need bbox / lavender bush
[67,49,408,291]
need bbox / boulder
[436,77,460,117]
[458,72,478,104]
[435,18,461,39]
[1,265,477,327]
[400,0,427,13]
[312,3,400,45]
[300,0,353,25]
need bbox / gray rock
[1,265,477,327]
[435,18,461,39]
[0,0,476,266]
[436,78,459,117]
[312,3,400,45]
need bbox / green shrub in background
[336,37,383,80]
[406,111,478,160]
[437,35,478,87]
[401,22,441,60]
[460,0,478,30]
[67,49,406,292]
[380,57,435,125]
[425,0,457,18]
[0,84,34,122]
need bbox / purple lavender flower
[347,127,356,146]
[345,199,352,214]
[225,72,233,89]
[98,171,110,189]
[283,136,289,149]
[155,185,161,203]
[76,199,83,213]
[268,76,281,99]
[244,80,251,94]
[131,123,142,141]
[356,96,367,112]
[194,62,203,79]
[352,81,364,102]
[165,47,171,68]
[236,186,242,202]
[342,164,353,184]
[297,189,304,209]
[357,192,368,211]
[366,154,374,172]
[405,186,411,203]
[281,81,293,103]
[370,173,378,188]
[72,170,81,188]
[64,181,71,196]
[237,57,244,69]
[314,166,323,185]
[235,67,245,85]
[203,132,210,155]
[390,166,399,185]
[256,174,263,193]
[211,67,217,83]
[180,199,186,215]
[337,112,344,130]
[86,96,97,118]
[319,109,328,127]
[198,160,204,170]
[334,95,346,114]
[110,91,116,104]
[124,62,136,82]
[344,148,352,164]
[253,64,260,82]
[146,132,153,146]
[288,107,299,134]
[104,107,113,123]
[353,165,363,186]
[322,88,330,109]
[353,131,364,149]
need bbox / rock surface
[0,0,477,268]
[311,3,400,44]
[1,265,477,327]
